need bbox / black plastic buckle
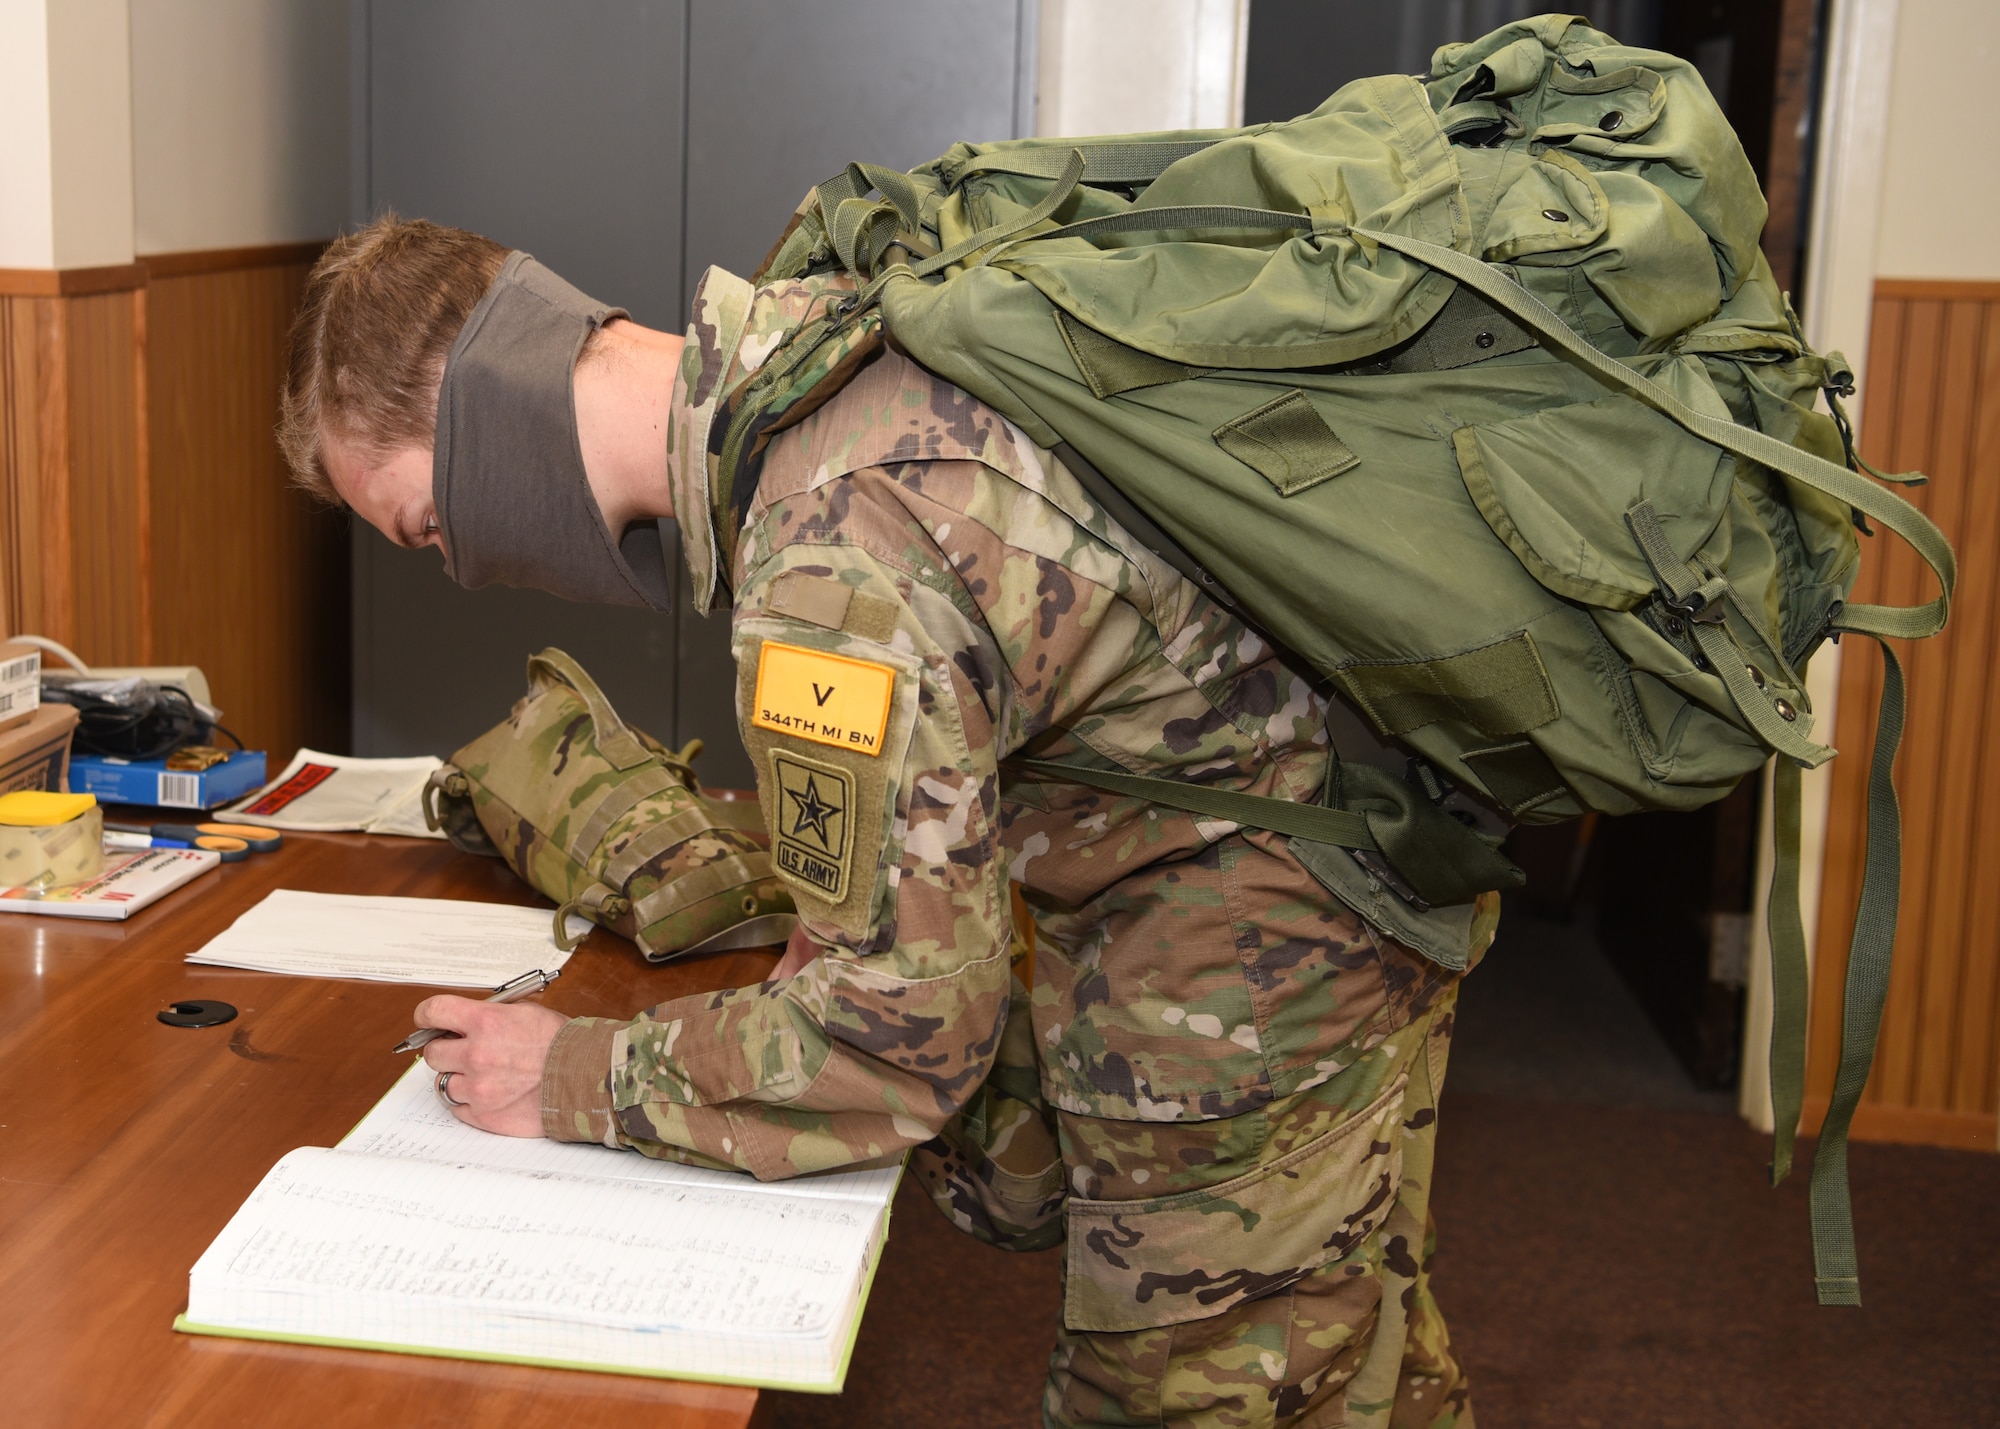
[1667,590,1727,626]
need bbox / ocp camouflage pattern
[538,264,1497,1426]
[442,652,791,960]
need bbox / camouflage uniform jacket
[541,267,1489,1345]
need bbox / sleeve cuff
[539,1015,623,1146]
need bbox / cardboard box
[0,702,78,795]
[0,642,41,734]
[69,750,268,810]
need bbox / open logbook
[177,1060,902,1391]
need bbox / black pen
[391,967,561,1054]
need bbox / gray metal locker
[351,0,1035,785]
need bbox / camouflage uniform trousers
[916,917,1474,1429]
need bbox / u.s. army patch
[769,749,854,902]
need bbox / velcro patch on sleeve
[751,641,896,756]
[767,570,900,643]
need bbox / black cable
[40,679,226,761]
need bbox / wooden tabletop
[0,827,780,1428]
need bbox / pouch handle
[552,883,631,950]
[526,648,652,770]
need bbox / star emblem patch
[770,750,853,901]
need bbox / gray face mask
[432,251,672,610]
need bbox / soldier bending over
[281,217,1495,1428]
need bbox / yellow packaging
[0,804,105,891]
[0,791,95,826]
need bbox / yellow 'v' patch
[751,641,895,757]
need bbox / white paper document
[223,748,445,838]
[185,889,580,985]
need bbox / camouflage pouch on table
[422,648,796,960]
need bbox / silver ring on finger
[436,1069,469,1108]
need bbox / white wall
[1037,0,1249,136]
[46,0,135,268]
[0,0,347,270]
[0,0,134,269]
[129,0,349,255]
[0,0,56,268]
[1873,0,2000,279]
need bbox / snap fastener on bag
[1747,665,1767,689]
[1775,699,1798,722]
[1541,208,1570,222]
[1600,110,1624,131]
[1475,330,1496,349]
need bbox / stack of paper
[186,890,583,986]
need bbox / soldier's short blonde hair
[279,215,508,505]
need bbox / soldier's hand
[773,923,824,979]
[415,995,569,1136]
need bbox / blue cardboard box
[70,750,268,810]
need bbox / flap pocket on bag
[1451,358,1733,611]
[1062,1074,1408,1333]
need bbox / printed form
[186,889,584,985]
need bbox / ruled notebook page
[341,1058,903,1205]
[187,1147,884,1383]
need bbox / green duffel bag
[423,648,796,960]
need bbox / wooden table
[0,828,781,1428]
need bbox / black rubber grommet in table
[157,1000,238,1028]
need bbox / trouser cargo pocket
[1062,1074,1408,1334]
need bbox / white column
[45,0,135,268]
[0,0,134,269]
[1036,0,1250,137]
[0,0,57,268]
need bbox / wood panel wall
[1805,277,2000,1153]
[0,244,347,763]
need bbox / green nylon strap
[1689,622,1832,768]
[1352,226,1956,643]
[817,163,935,275]
[910,150,1088,278]
[1822,382,1926,487]
[942,138,1221,189]
[829,197,900,275]
[817,162,924,228]
[1625,501,1833,767]
[1012,758,1377,851]
[852,163,925,227]
[1767,757,1808,1184]
[1809,637,1907,1307]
